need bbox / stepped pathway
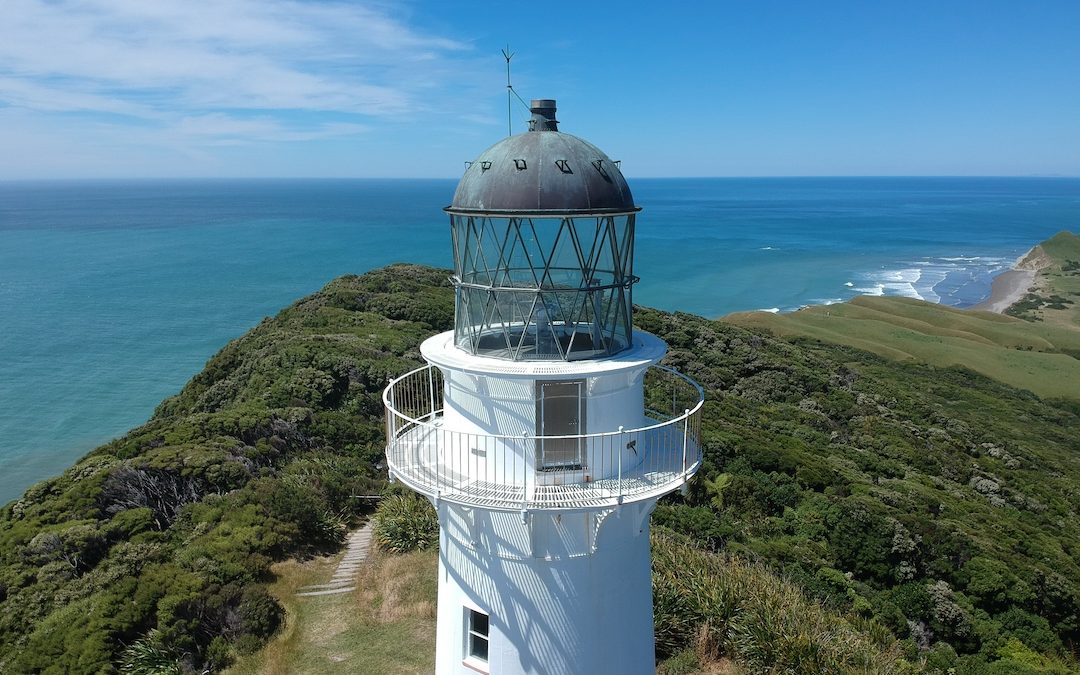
[296,523,373,597]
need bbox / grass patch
[1020,231,1080,331]
[228,546,437,675]
[725,295,1080,400]
[725,233,1080,400]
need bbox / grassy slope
[236,525,906,675]
[639,304,1080,672]
[227,547,437,675]
[1010,231,1080,331]
[725,232,1080,401]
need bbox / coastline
[968,245,1048,313]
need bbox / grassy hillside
[725,296,1080,400]
[0,265,452,674]
[1008,231,1080,330]
[636,304,1079,673]
[725,232,1080,401]
[227,546,437,675]
[1,264,1077,673]
[235,523,909,675]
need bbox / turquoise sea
[1,177,1078,504]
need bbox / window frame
[464,606,490,670]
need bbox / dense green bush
[373,491,439,553]
[652,528,907,673]
[0,265,452,673]
[640,300,1080,672]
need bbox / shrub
[651,528,908,673]
[119,629,183,675]
[373,493,439,553]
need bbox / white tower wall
[413,330,671,674]
[434,500,657,675]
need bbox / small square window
[467,608,489,662]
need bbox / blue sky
[1,0,1077,178]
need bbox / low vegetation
[372,491,439,554]
[1,244,1078,673]
[227,545,437,675]
[638,298,1079,673]
[652,528,907,673]
[1007,232,1080,328]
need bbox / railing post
[427,365,435,418]
[617,425,624,504]
[387,375,395,434]
[681,409,690,474]
[522,431,530,511]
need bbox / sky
[1,0,1078,179]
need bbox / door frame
[535,379,586,470]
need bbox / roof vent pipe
[528,99,558,132]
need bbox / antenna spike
[503,46,514,137]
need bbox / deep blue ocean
[1,177,1077,503]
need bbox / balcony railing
[383,364,704,510]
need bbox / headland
[724,231,1080,401]
[969,244,1053,313]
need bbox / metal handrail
[383,363,704,511]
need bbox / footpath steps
[296,523,373,597]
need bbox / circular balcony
[383,364,704,511]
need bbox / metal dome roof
[447,100,638,216]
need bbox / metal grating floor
[387,423,699,510]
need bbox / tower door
[536,380,586,470]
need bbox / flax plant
[652,529,910,674]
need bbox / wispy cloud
[0,0,488,175]
[173,113,368,143]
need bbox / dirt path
[296,524,372,597]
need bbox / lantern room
[445,99,639,361]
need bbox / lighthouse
[383,99,704,675]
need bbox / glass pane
[470,636,489,661]
[451,215,636,360]
[471,610,489,635]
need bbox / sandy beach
[969,246,1049,313]
[969,268,1037,313]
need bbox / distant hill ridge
[726,231,1080,401]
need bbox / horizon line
[2,174,1078,183]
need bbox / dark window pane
[471,635,489,661]
[471,609,489,635]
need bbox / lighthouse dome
[447,99,637,215]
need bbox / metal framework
[450,213,637,361]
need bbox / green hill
[725,232,1080,402]
[725,295,1080,400]
[2,265,1078,674]
[1009,231,1080,331]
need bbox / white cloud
[0,76,156,116]
[172,113,367,142]
[0,0,493,176]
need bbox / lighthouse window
[467,608,490,662]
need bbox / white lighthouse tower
[383,99,703,675]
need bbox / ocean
[1,177,1077,504]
